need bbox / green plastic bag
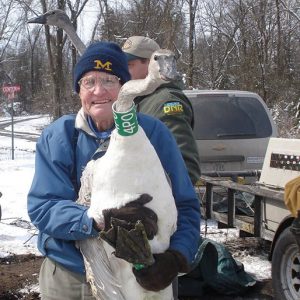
[178,238,256,297]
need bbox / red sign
[2,85,21,93]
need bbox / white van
[184,90,278,174]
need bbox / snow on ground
[0,115,50,160]
[200,222,272,280]
[0,114,271,280]
[0,115,50,257]
[0,114,51,132]
[0,158,39,257]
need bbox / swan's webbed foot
[100,218,154,266]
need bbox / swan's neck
[112,102,138,136]
[116,76,162,112]
[63,22,86,55]
[113,75,163,136]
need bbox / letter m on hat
[94,60,112,71]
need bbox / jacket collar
[75,108,95,137]
[75,108,114,139]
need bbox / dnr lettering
[94,60,112,71]
[163,102,183,115]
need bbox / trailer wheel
[272,227,300,300]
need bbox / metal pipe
[201,170,261,178]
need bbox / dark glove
[132,249,190,291]
[102,193,158,240]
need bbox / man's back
[135,82,201,184]
[122,36,201,184]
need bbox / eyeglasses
[78,74,120,91]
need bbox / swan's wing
[78,238,126,300]
[77,163,126,299]
[77,161,94,206]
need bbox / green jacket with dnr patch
[134,82,201,184]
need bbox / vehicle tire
[272,227,300,300]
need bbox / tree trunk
[188,0,196,88]
[275,0,283,77]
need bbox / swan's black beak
[161,71,181,81]
[159,56,181,82]
[28,15,46,24]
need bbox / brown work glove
[102,193,158,240]
[132,249,190,291]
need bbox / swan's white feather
[78,126,177,299]
[77,49,179,300]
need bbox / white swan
[77,49,180,300]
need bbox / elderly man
[28,41,200,299]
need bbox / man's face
[79,71,121,130]
[127,58,149,80]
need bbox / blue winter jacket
[27,112,200,274]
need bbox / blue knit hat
[74,41,131,93]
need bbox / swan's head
[149,49,181,82]
[28,9,71,27]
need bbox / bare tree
[94,0,185,48]
[183,0,197,87]
[193,0,240,89]
[276,0,284,75]
[0,0,31,114]
[0,0,299,120]
[28,0,90,118]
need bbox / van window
[190,94,273,140]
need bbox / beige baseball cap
[122,36,160,61]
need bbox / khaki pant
[39,257,178,300]
[39,258,95,300]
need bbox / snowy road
[0,116,44,141]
